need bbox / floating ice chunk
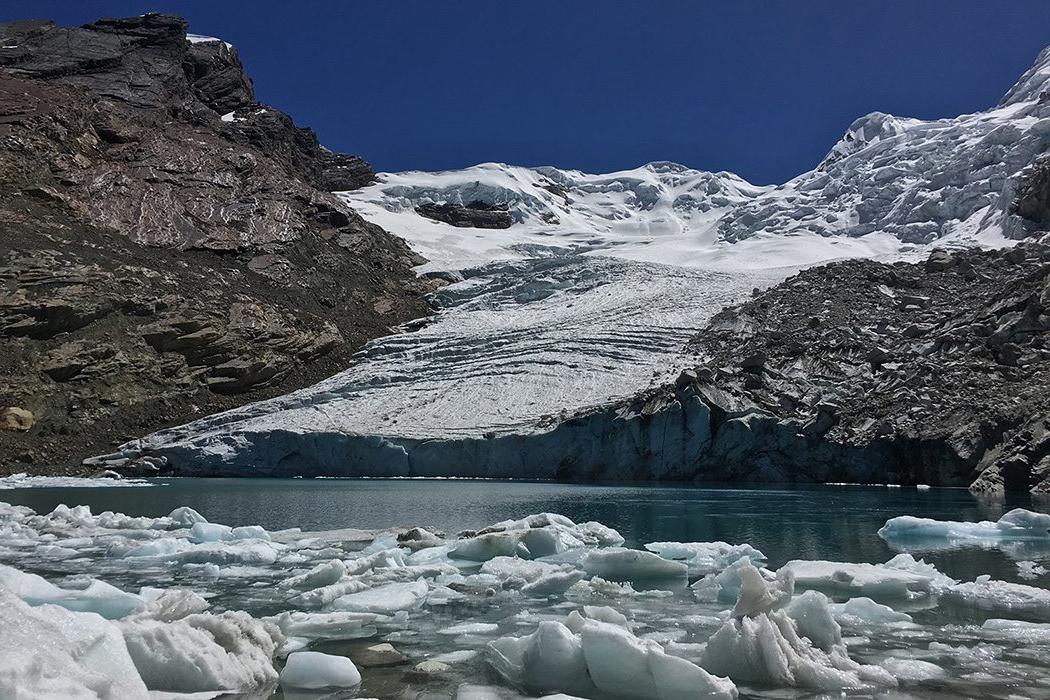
[882,553,958,590]
[475,513,622,549]
[168,506,208,527]
[644,541,766,575]
[780,556,951,600]
[329,579,428,614]
[522,569,586,597]
[703,567,895,691]
[581,547,688,580]
[489,618,737,699]
[134,587,210,622]
[362,532,401,554]
[280,651,360,689]
[783,591,841,651]
[1017,560,1048,580]
[122,538,192,558]
[981,618,1050,643]
[480,556,563,582]
[576,521,625,547]
[580,619,738,699]
[281,559,347,591]
[439,621,500,636]
[567,576,673,600]
[690,556,771,603]
[119,610,281,693]
[0,588,149,699]
[346,547,409,574]
[452,532,531,561]
[476,555,585,596]
[398,526,445,550]
[944,576,1050,620]
[702,611,893,690]
[453,527,583,562]
[564,605,629,632]
[0,473,152,489]
[232,525,270,541]
[731,563,792,618]
[432,649,480,664]
[879,657,947,681]
[879,508,1050,554]
[827,597,913,626]
[190,523,233,543]
[0,563,144,619]
[268,610,379,641]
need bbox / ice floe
[0,472,153,489]
[879,508,1050,557]
[280,650,361,690]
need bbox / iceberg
[488,616,737,699]
[581,548,689,580]
[0,588,149,699]
[944,575,1050,620]
[779,554,955,600]
[119,611,281,693]
[280,651,361,689]
[879,508,1050,556]
[644,541,766,576]
[701,564,896,690]
[329,579,428,614]
[0,564,144,619]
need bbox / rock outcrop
[0,14,429,472]
[416,201,513,229]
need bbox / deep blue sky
[5,2,1050,183]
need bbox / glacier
[2,499,1050,698]
[95,44,1050,478]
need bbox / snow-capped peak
[999,45,1050,107]
[341,43,1050,273]
[818,111,924,169]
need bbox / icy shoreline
[1,501,1049,698]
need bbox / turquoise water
[4,478,1046,583]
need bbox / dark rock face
[416,202,513,229]
[1013,158,1050,228]
[0,14,428,473]
[677,242,1050,494]
[185,38,255,113]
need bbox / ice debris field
[2,500,1050,699]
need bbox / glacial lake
[4,478,1046,582]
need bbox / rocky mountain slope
[97,41,1050,491]
[0,15,429,472]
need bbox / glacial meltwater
[2,479,1049,699]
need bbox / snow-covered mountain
[342,52,1050,275]
[100,44,1050,477]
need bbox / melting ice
[0,500,1049,698]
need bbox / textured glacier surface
[3,500,1050,698]
[107,45,1050,474]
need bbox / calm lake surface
[4,478,1046,583]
